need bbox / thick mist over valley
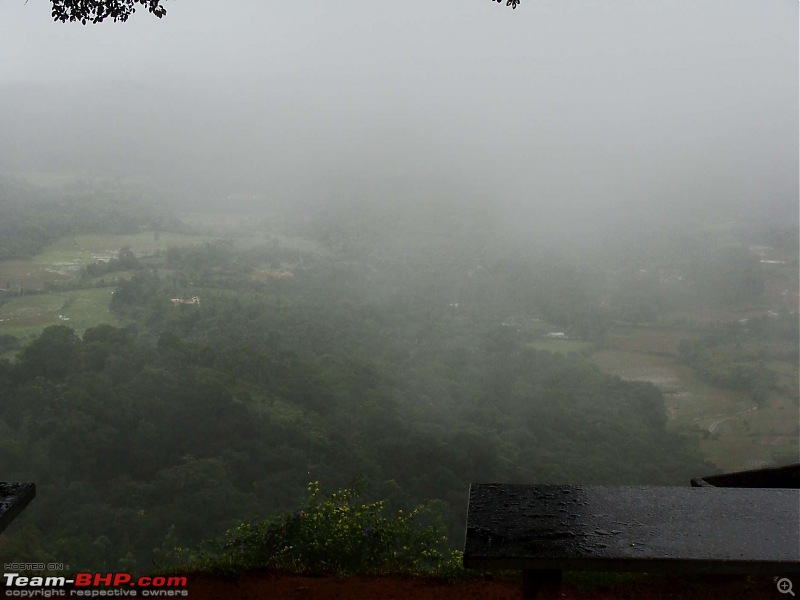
[0,0,797,586]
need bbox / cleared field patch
[662,307,769,325]
[0,288,122,339]
[0,259,75,290]
[0,293,64,335]
[699,436,775,472]
[603,326,695,356]
[527,339,593,354]
[589,348,798,471]
[667,363,750,426]
[700,396,799,471]
[56,288,122,333]
[1,231,212,292]
[767,359,800,396]
[760,260,799,313]
[590,351,748,431]
[589,349,683,389]
[35,232,211,266]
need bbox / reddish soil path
[185,571,780,599]
[186,573,519,600]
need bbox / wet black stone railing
[0,483,36,534]
[691,463,800,488]
[464,483,800,576]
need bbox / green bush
[181,481,463,577]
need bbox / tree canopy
[51,0,167,24]
[51,0,519,24]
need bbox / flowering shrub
[185,481,463,577]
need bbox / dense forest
[0,183,733,572]
[0,174,796,576]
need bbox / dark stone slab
[464,484,800,575]
[691,463,800,488]
[0,483,36,534]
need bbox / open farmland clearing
[0,229,211,339]
[589,342,798,471]
[0,288,121,338]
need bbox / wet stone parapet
[464,483,800,575]
[691,463,800,488]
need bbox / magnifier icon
[778,578,795,596]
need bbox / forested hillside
[0,211,710,573]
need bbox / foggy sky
[0,0,797,229]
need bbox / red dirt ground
[184,571,782,599]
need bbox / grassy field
[0,232,212,293]
[699,396,799,471]
[526,339,593,354]
[0,229,212,341]
[589,349,684,390]
[0,288,122,339]
[589,343,799,471]
[34,232,212,268]
[0,258,75,290]
[602,326,694,357]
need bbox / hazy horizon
[0,0,797,233]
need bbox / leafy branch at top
[491,0,521,9]
[50,0,167,24]
[49,0,519,25]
